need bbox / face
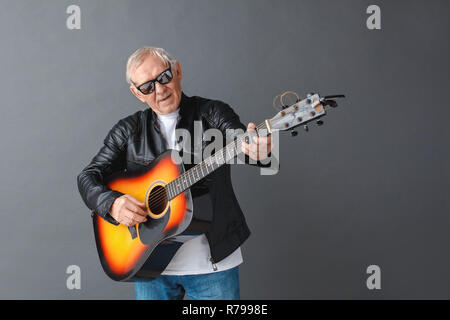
[130,54,183,115]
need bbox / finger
[124,195,147,208]
[251,136,271,155]
[125,203,148,217]
[248,151,259,161]
[248,143,258,154]
[124,211,147,224]
[254,136,270,144]
[253,136,272,148]
[130,198,147,209]
[130,212,147,223]
[244,142,260,159]
[121,216,136,227]
[256,138,270,153]
[241,141,250,155]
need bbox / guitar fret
[192,167,197,182]
[195,166,199,181]
[220,150,225,165]
[166,120,268,199]
[226,145,233,162]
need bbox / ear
[174,61,182,80]
[130,85,146,103]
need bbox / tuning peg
[290,130,298,137]
[321,94,345,108]
[324,94,345,99]
[304,125,309,132]
[323,99,338,108]
[316,119,324,126]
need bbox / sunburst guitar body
[93,150,193,281]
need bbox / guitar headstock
[266,93,344,134]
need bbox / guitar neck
[166,120,270,200]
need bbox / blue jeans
[134,266,240,300]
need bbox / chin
[157,104,177,114]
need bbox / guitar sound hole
[148,185,168,216]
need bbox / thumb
[247,122,256,131]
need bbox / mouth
[159,94,171,103]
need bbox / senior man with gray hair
[77,46,273,300]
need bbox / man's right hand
[109,194,148,226]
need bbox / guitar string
[167,121,268,196]
[150,96,323,205]
[144,93,316,216]
[146,121,268,207]
[146,121,270,208]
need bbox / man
[77,46,273,300]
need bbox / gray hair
[126,46,177,85]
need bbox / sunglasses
[134,66,173,95]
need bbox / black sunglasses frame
[134,66,173,95]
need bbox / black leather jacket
[77,92,272,263]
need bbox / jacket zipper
[210,257,218,271]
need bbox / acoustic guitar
[92,93,344,281]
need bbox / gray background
[0,0,448,299]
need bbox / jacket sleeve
[207,100,277,169]
[76,120,130,224]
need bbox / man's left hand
[241,122,273,161]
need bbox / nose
[155,81,167,95]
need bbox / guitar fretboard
[166,121,269,200]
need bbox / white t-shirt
[156,107,243,275]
